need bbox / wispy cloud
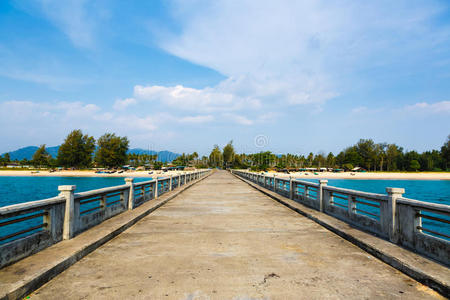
[222,113,253,126]
[113,98,137,110]
[0,68,87,90]
[179,115,214,123]
[35,0,104,49]
[155,0,449,110]
[405,101,450,114]
[134,84,261,112]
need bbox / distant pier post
[385,187,405,243]
[319,180,328,212]
[59,185,76,240]
[125,178,134,210]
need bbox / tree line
[1,133,449,172]
[205,136,450,172]
[1,130,130,168]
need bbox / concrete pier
[28,171,442,299]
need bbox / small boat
[148,171,153,175]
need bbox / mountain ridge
[1,146,180,163]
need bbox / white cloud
[113,98,137,110]
[351,106,368,114]
[222,113,253,126]
[152,0,448,110]
[37,0,97,49]
[179,115,214,123]
[0,69,86,89]
[0,100,162,149]
[133,84,261,112]
[405,101,450,114]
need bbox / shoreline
[0,170,449,180]
[243,170,450,180]
[0,170,194,178]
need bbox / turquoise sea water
[0,176,152,208]
[298,179,450,206]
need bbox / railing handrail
[323,185,386,201]
[398,197,450,214]
[134,179,156,187]
[0,196,65,216]
[292,179,319,188]
[74,184,129,200]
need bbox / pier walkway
[29,171,441,299]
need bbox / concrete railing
[232,170,450,266]
[0,169,210,268]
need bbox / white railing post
[348,195,356,218]
[319,180,328,212]
[59,185,76,240]
[125,178,134,210]
[155,178,159,199]
[178,174,181,188]
[169,175,173,191]
[385,187,405,243]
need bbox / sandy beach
[0,169,449,180]
[243,170,450,180]
[0,170,195,178]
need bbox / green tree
[32,144,50,167]
[307,152,314,167]
[209,145,223,168]
[409,160,420,171]
[95,133,129,168]
[222,141,235,168]
[153,161,163,170]
[192,152,199,166]
[326,152,336,168]
[355,139,376,170]
[1,153,11,166]
[385,144,402,171]
[441,135,450,171]
[57,130,96,168]
[20,158,30,166]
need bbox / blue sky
[0,0,449,155]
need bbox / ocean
[0,176,152,208]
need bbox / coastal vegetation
[94,133,129,168]
[206,136,450,172]
[57,130,96,168]
[0,132,449,172]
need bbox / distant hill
[127,148,180,163]
[3,146,60,161]
[2,146,180,163]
